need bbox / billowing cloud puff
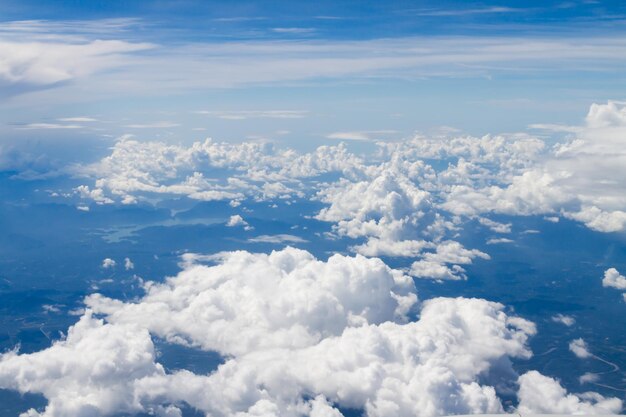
[603,267,626,290]
[73,138,363,205]
[101,258,116,269]
[316,170,431,243]
[517,370,623,414]
[0,312,166,417]
[133,297,536,417]
[410,241,490,281]
[2,248,621,417]
[443,101,626,232]
[86,247,418,355]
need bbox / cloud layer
[2,248,621,417]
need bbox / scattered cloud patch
[248,234,307,244]
[569,338,592,359]
[551,314,575,326]
[124,257,134,270]
[101,258,116,269]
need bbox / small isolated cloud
[479,217,512,233]
[602,267,626,290]
[101,258,116,269]
[248,234,307,244]
[551,314,575,327]
[124,257,134,271]
[579,372,599,384]
[517,370,622,414]
[569,338,592,359]
[226,214,253,230]
[410,241,490,281]
[486,237,514,245]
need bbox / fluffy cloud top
[603,267,626,290]
[86,247,418,355]
[517,371,622,414]
[1,247,621,417]
[101,258,116,269]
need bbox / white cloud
[73,137,363,205]
[602,267,626,290]
[326,131,398,142]
[478,217,511,233]
[271,27,316,34]
[124,257,134,270]
[551,314,575,327]
[101,258,116,269]
[5,20,626,102]
[486,237,514,245]
[569,338,592,359]
[226,214,252,230]
[0,36,152,88]
[517,371,622,414]
[248,234,307,244]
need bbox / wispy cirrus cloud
[195,110,308,120]
[3,17,626,104]
[15,122,83,130]
[326,130,399,141]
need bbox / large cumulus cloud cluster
[69,102,626,283]
[74,138,363,205]
[1,248,621,417]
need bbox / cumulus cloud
[248,234,307,244]
[3,248,620,417]
[0,36,152,88]
[87,248,417,354]
[569,338,592,359]
[0,312,167,417]
[602,267,626,290]
[442,101,626,233]
[226,214,252,230]
[72,138,363,206]
[410,241,490,281]
[517,371,622,414]
[101,258,116,269]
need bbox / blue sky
[1,0,626,164]
[2,2,626,416]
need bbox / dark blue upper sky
[3,0,626,40]
[1,0,626,167]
